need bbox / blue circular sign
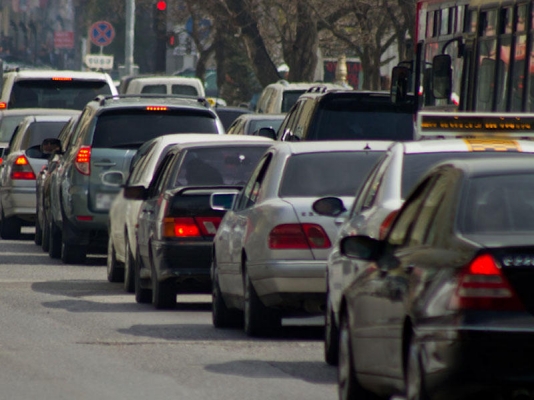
[90,21,115,47]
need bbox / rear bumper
[151,239,212,293]
[2,186,36,220]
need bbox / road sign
[89,21,115,47]
[85,54,114,70]
[54,31,74,49]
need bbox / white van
[123,76,205,98]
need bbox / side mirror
[40,138,62,156]
[390,65,411,103]
[340,235,384,261]
[312,197,346,217]
[255,127,277,140]
[432,54,452,99]
[123,185,148,200]
[210,191,239,211]
[25,144,46,159]
[101,170,125,187]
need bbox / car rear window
[171,85,199,96]
[141,85,166,94]
[280,151,383,197]
[21,121,68,149]
[281,90,307,112]
[175,145,270,186]
[308,96,414,141]
[460,174,534,233]
[249,119,283,134]
[91,109,219,149]
[0,116,26,141]
[10,80,112,110]
[401,152,534,198]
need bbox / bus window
[511,34,527,110]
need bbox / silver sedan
[210,140,392,337]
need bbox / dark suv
[47,94,224,264]
[271,88,415,141]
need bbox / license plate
[95,193,116,210]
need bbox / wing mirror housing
[123,185,148,200]
[256,127,277,140]
[312,197,346,217]
[101,170,125,187]
[210,191,239,211]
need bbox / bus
[392,0,534,113]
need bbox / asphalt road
[0,229,337,400]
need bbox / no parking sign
[89,21,115,47]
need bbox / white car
[210,140,391,337]
[122,76,205,98]
[320,112,534,365]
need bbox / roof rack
[417,111,534,140]
[93,94,210,107]
[306,84,331,93]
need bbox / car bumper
[151,239,212,293]
[2,186,36,219]
[246,259,326,309]
[421,328,534,399]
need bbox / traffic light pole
[125,0,135,76]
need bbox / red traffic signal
[156,1,166,11]
[167,32,178,48]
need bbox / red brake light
[450,254,525,311]
[75,146,91,175]
[11,155,35,180]
[195,217,222,237]
[163,217,201,238]
[379,210,399,240]
[269,223,331,249]
[146,106,168,111]
[0,102,7,109]
[51,77,73,81]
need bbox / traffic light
[167,31,178,48]
[153,1,167,72]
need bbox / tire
[123,240,135,293]
[338,310,379,400]
[61,240,87,265]
[106,236,124,283]
[243,267,281,337]
[152,278,176,309]
[406,335,429,400]
[212,259,242,328]
[135,248,151,304]
[0,210,20,240]
[34,213,42,245]
[325,295,340,365]
[48,220,62,259]
[41,213,50,252]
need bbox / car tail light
[195,217,222,236]
[11,155,36,180]
[51,77,73,81]
[450,253,525,311]
[146,106,168,111]
[379,210,399,240]
[75,146,91,175]
[269,223,331,249]
[0,102,7,109]
[162,216,223,238]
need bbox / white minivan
[123,76,205,98]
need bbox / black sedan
[337,157,534,400]
[123,136,271,309]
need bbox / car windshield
[279,151,383,197]
[21,121,68,149]
[10,80,112,110]
[281,90,307,112]
[460,173,534,233]
[91,109,219,149]
[175,145,270,186]
[401,152,534,199]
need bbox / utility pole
[125,0,135,76]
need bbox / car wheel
[0,210,20,240]
[41,213,50,252]
[134,248,151,304]
[212,258,242,328]
[107,236,124,283]
[325,295,340,366]
[338,310,379,400]
[123,240,135,293]
[34,213,42,245]
[406,335,428,400]
[152,278,176,309]
[61,240,87,265]
[48,220,62,259]
[243,267,280,337]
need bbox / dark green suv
[272,88,416,141]
[46,95,224,264]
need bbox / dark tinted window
[307,96,414,141]
[402,152,534,198]
[460,174,534,233]
[279,151,383,197]
[171,85,199,96]
[281,90,307,112]
[91,109,219,148]
[175,145,269,186]
[215,109,251,130]
[141,85,166,94]
[10,80,112,110]
[21,121,68,149]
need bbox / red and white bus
[397,0,534,112]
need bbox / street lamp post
[125,0,135,76]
